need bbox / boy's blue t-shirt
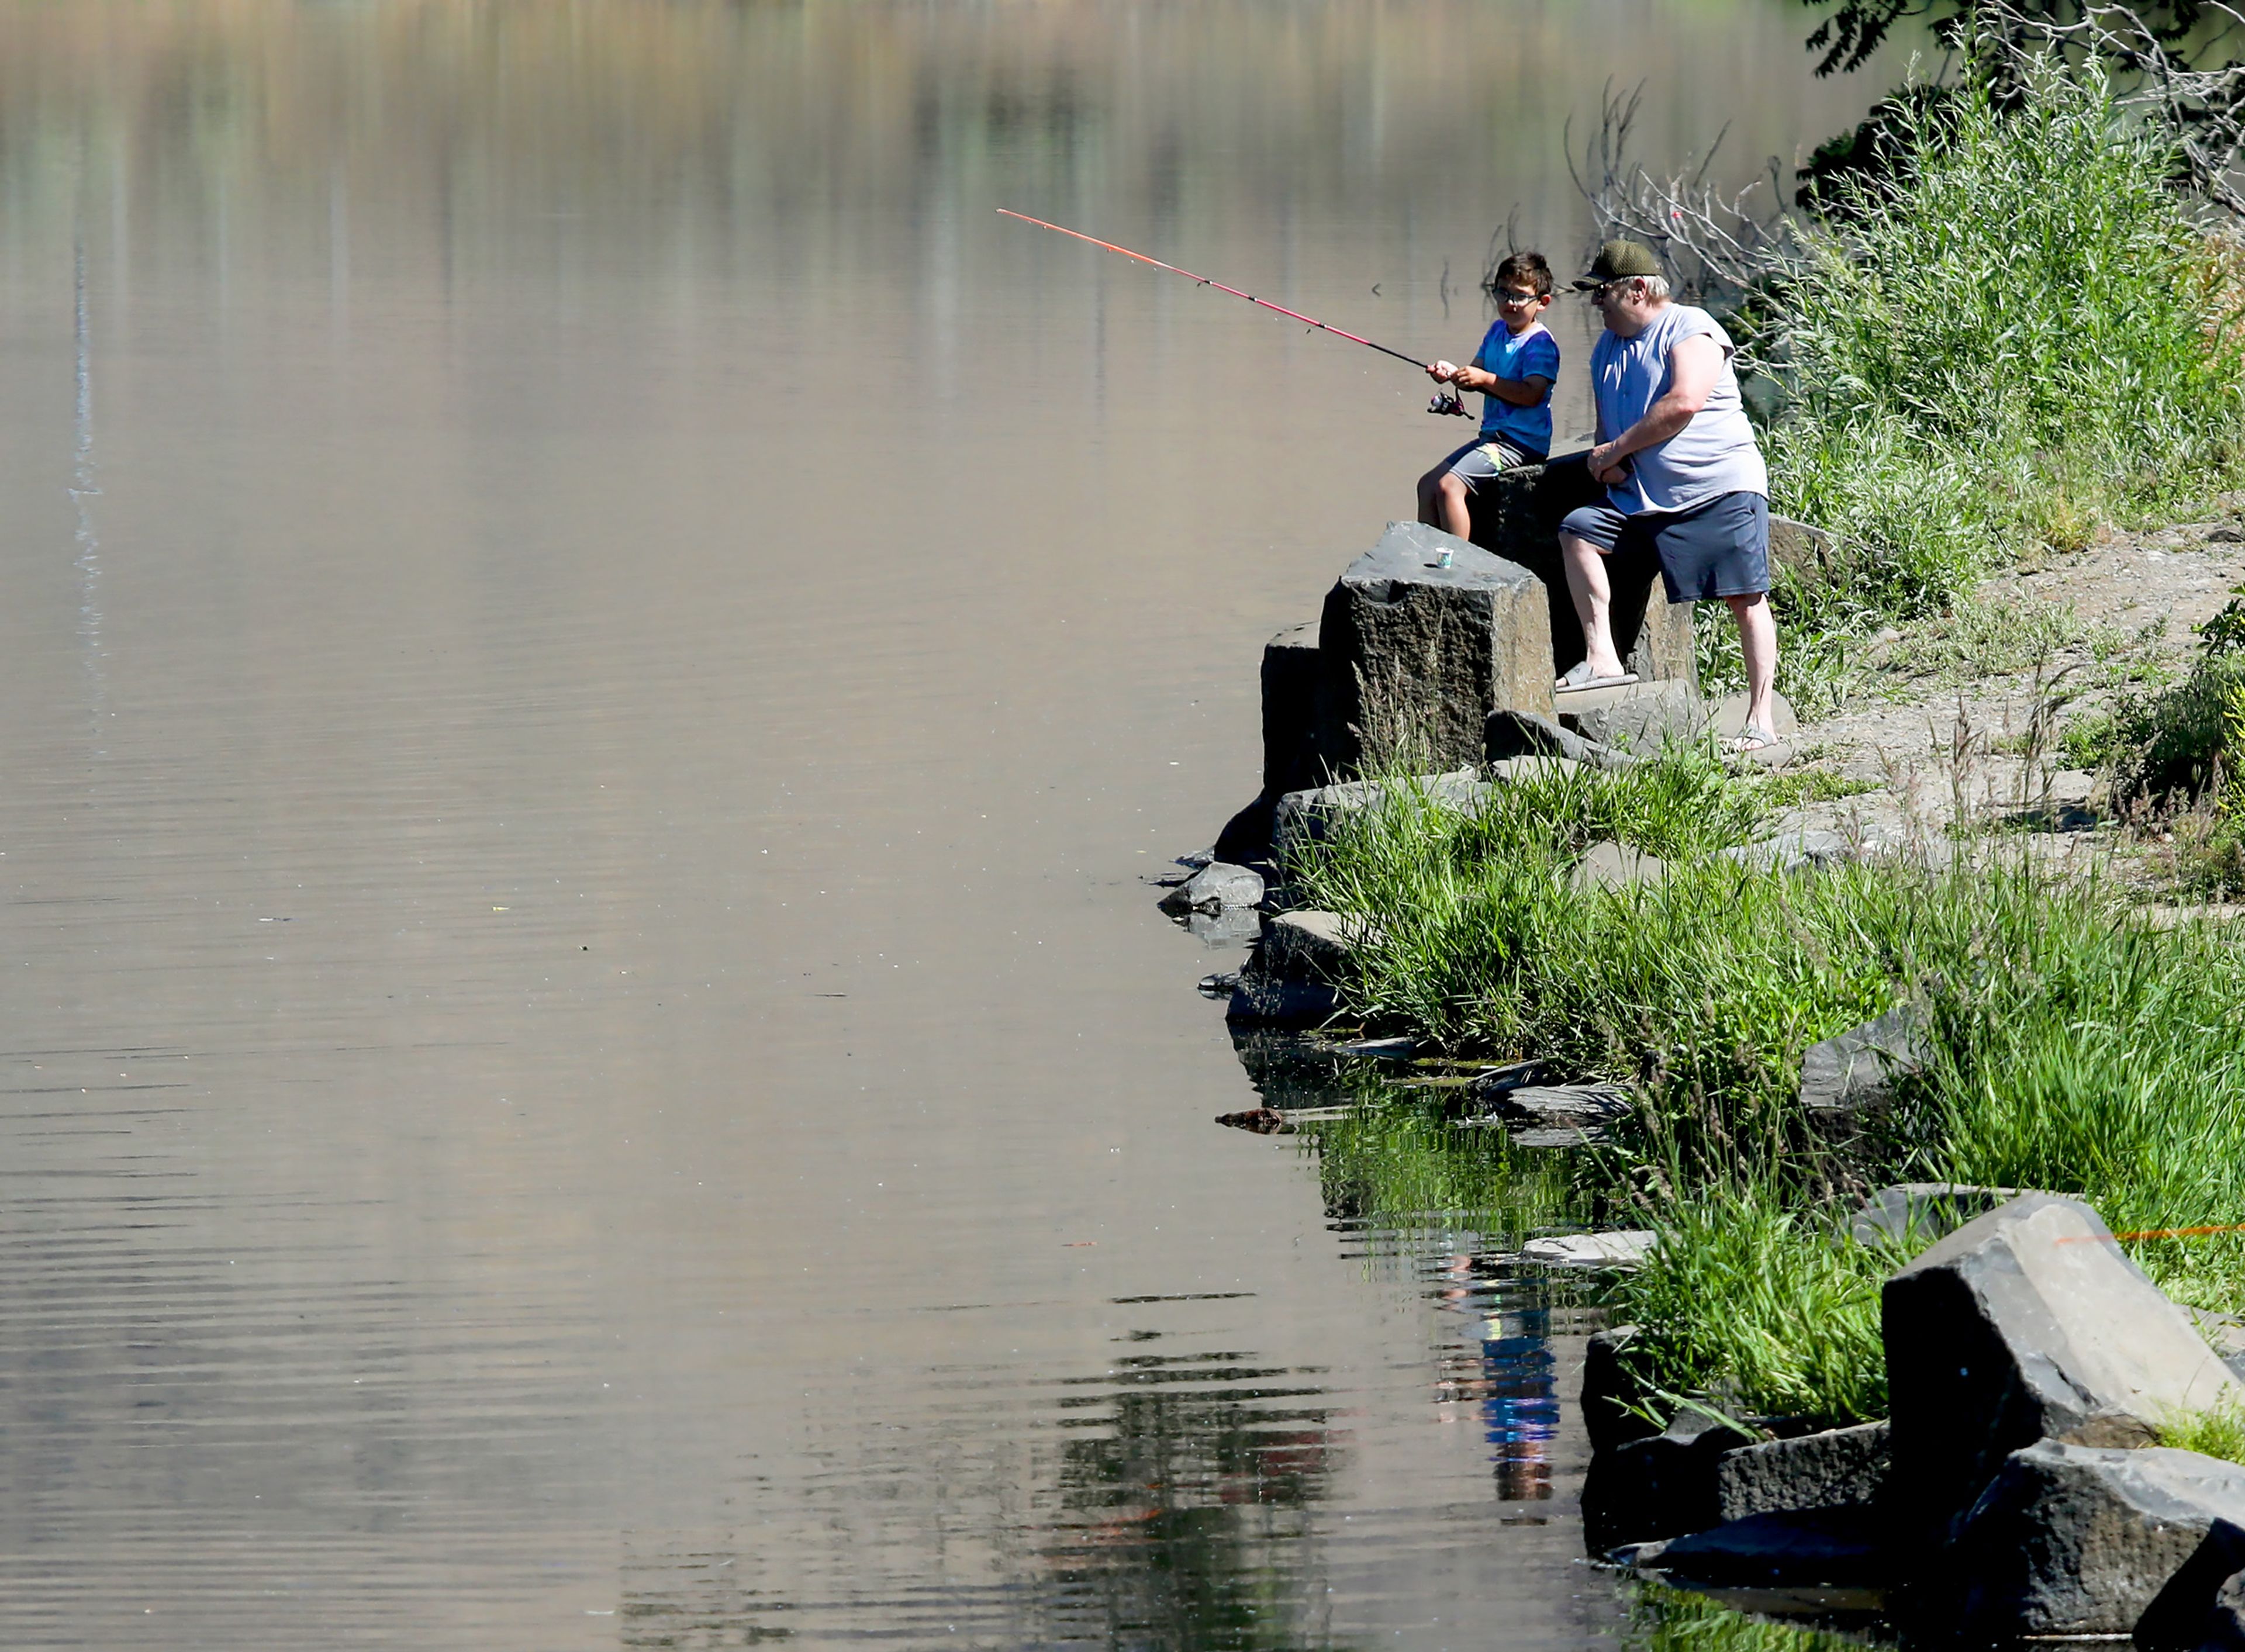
[1472,319,1560,456]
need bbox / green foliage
[2204,590,2245,658]
[1750,766,1881,811]
[2159,1398,2245,1466]
[1625,1582,1874,1652]
[1610,1187,1902,1427]
[1757,55,2245,661]
[1287,754,2245,1407]
[1305,1105,1581,1248]
[2111,650,2245,806]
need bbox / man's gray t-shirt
[1590,303,1768,516]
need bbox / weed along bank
[1153,27,2245,1646]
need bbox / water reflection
[0,1,1914,1644]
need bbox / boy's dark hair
[1491,251,1553,300]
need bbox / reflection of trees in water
[1034,1346,1356,1652]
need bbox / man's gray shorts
[1437,433,1543,492]
[1559,490,1770,603]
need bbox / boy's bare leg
[1415,464,1445,528]
[1726,591,1778,734]
[1559,532,1628,678]
[1433,472,1474,540]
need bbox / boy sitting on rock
[1415,251,1561,541]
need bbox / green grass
[1624,1581,1878,1652]
[1304,1105,1584,1250]
[1608,1186,1902,1428]
[1285,751,2245,1418]
[2158,1398,2245,1467]
[1741,52,2245,710]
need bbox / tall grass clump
[1608,1186,1902,1429]
[1758,53,2245,635]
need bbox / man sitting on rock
[1556,240,1780,754]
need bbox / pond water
[0,5,1902,1646]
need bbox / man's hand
[1588,440,1630,486]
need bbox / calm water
[0,5,1898,1645]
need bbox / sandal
[1724,724,1780,755]
[1555,660,1640,693]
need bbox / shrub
[1756,55,2245,637]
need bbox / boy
[1415,251,1560,541]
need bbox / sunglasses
[1494,288,1549,307]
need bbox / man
[1555,240,1779,752]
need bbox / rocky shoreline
[1160,453,2245,1646]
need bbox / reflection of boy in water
[1415,252,1561,540]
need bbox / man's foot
[1724,724,1780,755]
[1555,659,1639,693]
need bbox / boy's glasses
[1494,289,1547,307]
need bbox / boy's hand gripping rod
[997,209,1472,415]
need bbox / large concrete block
[1946,1442,2245,1638]
[1225,910,1360,1025]
[2137,1517,2245,1651]
[1473,453,1698,690]
[1315,523,1553,775]
[1885,1193,2245,1547]
[1717,1421,1889,1523]
[1260,621,1325,797]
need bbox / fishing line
[998,209,1472,416]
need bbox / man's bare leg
[1559,531,1628,679]
[1726,590,1779,736]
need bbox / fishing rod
[997,208,1471,414]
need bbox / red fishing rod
[997,208,1470,414]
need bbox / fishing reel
[1427,385,1471,418]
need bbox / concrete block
[1316,523,1553,774]
[1884,1194,2245,1546]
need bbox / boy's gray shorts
[1559,490,1771,603]
[1436,434,1543,492]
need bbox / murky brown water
[0,5,1898,1645]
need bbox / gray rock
[1485,707,1641,772]
[1846,1182,2017,1247]
[2137,1518,2245,1652]
[1158,861,1266,914]
[1724,828,1852,872]
[1272,769,1488,863]
[1476,455,1698,690]
[1557,679,1711,752]
[1583,1406,1758,1551]
[1183,907,1263,947]
[1768,516,1836,582]
[1508,1125,1604,1149]
[1884,1193,2245,1546]
[1224,977,1338,1026]
[1947,1442,2245,1638]
[1635,1507,1883,1587]
[1573,840,1668,890]
[1718,1422,1890,1523]
[1225,910,1360,1026]
[1486,753,1587,784]
[1471,1081,1631,1126]
[1583,1325,1662,1456]
[1316,522,1555,775]
[1714,689,1800,741]
[1521,1230,1657,1267]
[1798,1005,1926,1121]
[1260,621,1326,797]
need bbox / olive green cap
[1571,239,1664,290]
